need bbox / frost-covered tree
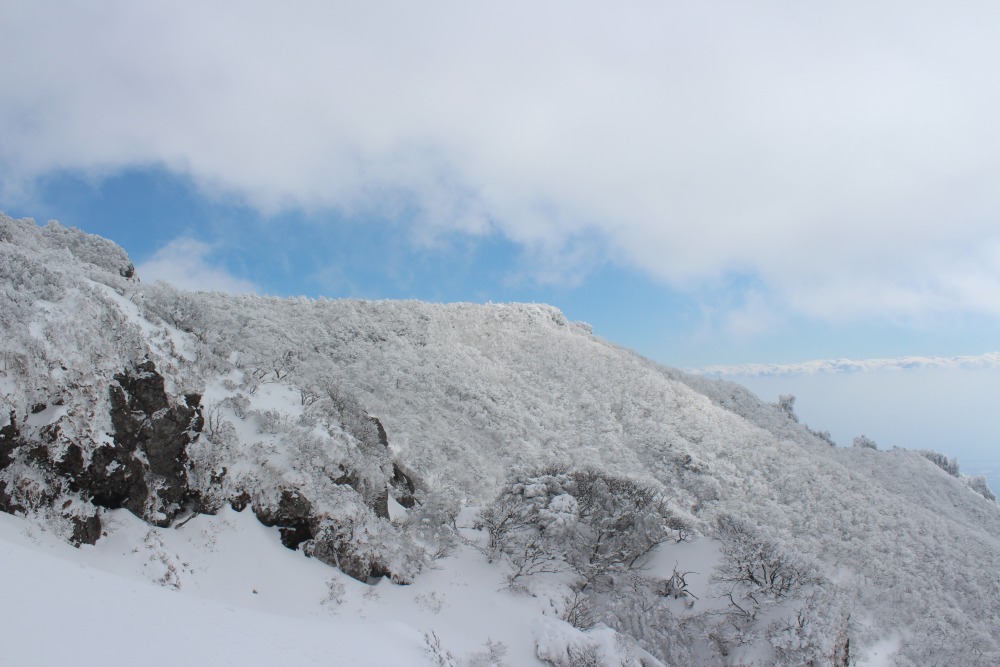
[963,475,998,503]
[775,394,798,422]
[852,434,878,449]
[918,449,960,477]
[711,514,821,618]
[479,467,686,589]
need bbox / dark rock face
[390,463,417,508]
[0,413,24,514]
[372,489,391,520]
[103,359,202,524]
[370,416,389,448]
[74,442,148,515]
[0,361,204,540]
[0,411,20,471]
[308,539,378,582]
[70,513,102,546]
[1,358,418,582]
[254,489,316,550]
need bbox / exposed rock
[254,489,315,549]
[70,513,102,546]
[370,416,389,448]
[104,359,202,524]
[78,443,148,514]
[390,462,417,508]
[0,481,14,515]
[307,539,371,581]
[372,488,390,519]
[306,530,391,583]
[0,411,20,470]
[230,490,251,512]
[0,414,24,514]
[358,417,417,509]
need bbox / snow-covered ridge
[3,214,1000,666]
[695,351,1000,377]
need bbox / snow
[0,510,427,667]
[0,505,629,666]
[0,509,552,667]
[25,403,68,427]
[858,634,903,667]
[387,493,407,522]
[88,279,198,363]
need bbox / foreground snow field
[0,508,427,667]
[1,505,673,667]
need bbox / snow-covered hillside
[2,215,999,666]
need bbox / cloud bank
[3,1,1000,323]
[695,352,1000,377]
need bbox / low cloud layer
[696,352,1000,377]
[4,2,1000,325]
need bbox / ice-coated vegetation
[2,214,1000,666]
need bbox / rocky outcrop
[0,412,19,471]
[104,359,202,523]
[254,489,315,549]
[0,360,203,540]
[0,413,22,514]
[370,416,389,448]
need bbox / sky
[1,2,997,469]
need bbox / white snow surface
[0,505,658,667]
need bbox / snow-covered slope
[2,215,999,666]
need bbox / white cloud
[3,2,1000,325]
[136,238,258,294]
[695,351,1000,377]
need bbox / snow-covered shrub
[560,582,597,630]
[764,585,853,667]
[306,492,425,583]
[465,638,509,667]
[545,642,601,667]
[807,426,837,446]
[569,470,683,587]
[422,630,459,667]
[482,467,685,584]
[322,578,346,606]
[712,514,821,619]
[918,449,960,477]
[252,408,285,434]
[405,489,460,559]
[775,394,798,422]
[963,475,998,503]
[141,283,208,334]
[852,434,878,449]
[414,590,447,614]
